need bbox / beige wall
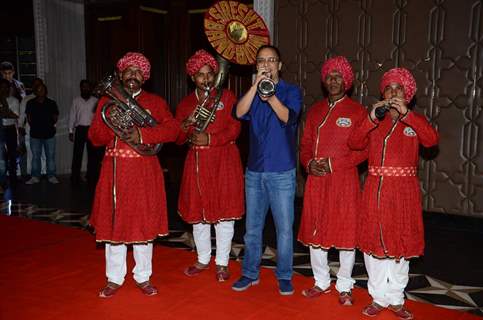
[275,0,483,217]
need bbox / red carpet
[0,215,478,320]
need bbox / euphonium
[94,73,162,155]
[189,55,230,133]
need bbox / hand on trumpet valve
[181,117,196,132]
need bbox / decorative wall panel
[275,0,482,217]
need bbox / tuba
[94,73,162,155]
[196,1,270,131]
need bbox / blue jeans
[242,168,296,280]
[0,128,6,185]
[30,137,56,177]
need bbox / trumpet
[257,72,276,97]
[188,55,230,133]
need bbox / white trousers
[192,220,234,266]
[105,243,153,285]
[310,247,356,293]
[364,253,410,307]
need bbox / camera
[375,104,390,120]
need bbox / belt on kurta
[368,166,417,177]
[190,141,235,150]
[105,148,141,158]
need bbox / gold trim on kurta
[310,96,345,237]
[112,138,118,226]
[95,233,169,245]
[376,119,399,255]
[177,210,243,224]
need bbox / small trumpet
[257,72,276,97]
[187,85,216,131]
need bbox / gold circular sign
[227,21,248,44]
[204,1,270,65]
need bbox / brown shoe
[339,291,354,306]
[301,286,331,298]
[216,265,230,282]
[362,302,385,317]
[184,262,209,277]
[99,282,121,298]
[389,305,414,320]
[135,281,158,296]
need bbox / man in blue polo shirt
[232,45,302,295]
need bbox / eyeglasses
[256,57,279,64]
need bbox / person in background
[0,78,20,190]
[24,83,59,184]
[68,79,98,185]
[18,78,44,179]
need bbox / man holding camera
[348,68,439,319]
[232,45,302,295]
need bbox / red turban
[186,50,219,77]
[379,68,417,103]
[321,56,354,91]
[116,52,151,81]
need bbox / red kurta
[175,89,244,223]
[88,91,179,243]
[348,111,439,258]
[298,96,367,249]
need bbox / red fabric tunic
[348,111,439,258]
[175,89,244,223]
[298,96,367,249]
[88,91,179,243]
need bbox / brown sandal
[135,281,158,296]
[215,265,230,282]
[99,282,121,298]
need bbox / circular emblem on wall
[336,117,352,128]
[204,1,270,65]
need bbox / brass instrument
[189,55,230,133]
[94,73,162,155]
[257,72,276,97]
[195,1,270,133]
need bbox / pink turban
[116,52,151,81]
[321,56,354,91]
[379,68,417,103]
[186,50,219,76]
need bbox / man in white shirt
[68,79,98,185]
[0,78,20,188]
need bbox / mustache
[124,78,141,88]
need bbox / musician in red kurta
[176,50,244,282]
[89,52,179,298]
[348,68,438,319]
[298,56,366,305]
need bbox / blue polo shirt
[237,79,302,172]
